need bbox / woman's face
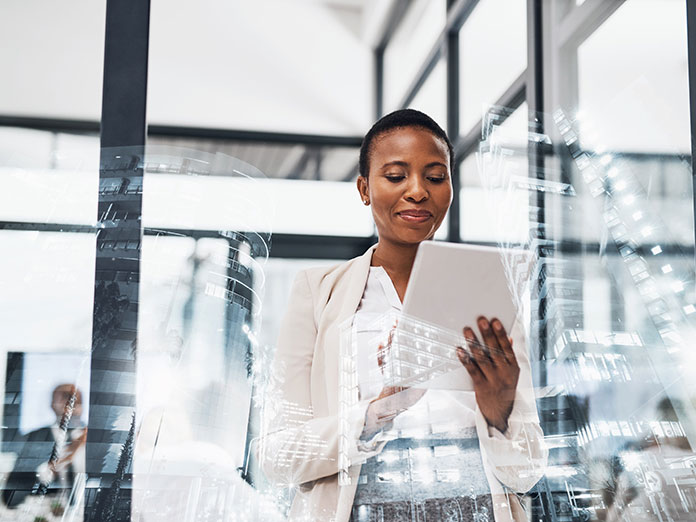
[357,126,453,246]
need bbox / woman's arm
[257,270,379,487]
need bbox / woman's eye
[386,175,405,182]
[428,176,446,183]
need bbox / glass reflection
[472,101,696,521]
[2,353,90,519]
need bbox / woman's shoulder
[295,245,375,296]
[301,256,362,287]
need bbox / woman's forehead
[371,127,450,166]
[372,127,449,161]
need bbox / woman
[259,109,547,521]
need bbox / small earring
[363,199,369,205]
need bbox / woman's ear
[357,176,370,206]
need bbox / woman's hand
[456,316,519,433]
[363,386,426,438]
[362,328,426,436]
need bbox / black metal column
[686,0,696,270]
[86,0,150,520]
[375,49,384,120]
[446,26,461,242]
[528,0,547,387]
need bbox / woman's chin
[394,230,435,245]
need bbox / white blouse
[353,266,402,400]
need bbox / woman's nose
[404,177,428,202]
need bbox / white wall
[147,0,373,135]
[0,0,106,120]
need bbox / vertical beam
[100,0,150,148]
[86,0,150,520]
[528,0,547,388]
[447,27,461,242]
[375,48,385,120]
[687,0,696,269]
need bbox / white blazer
[258,245,548,522]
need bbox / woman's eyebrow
[380,160,409,169]
[424,161,448,169]
[380,160,447,169]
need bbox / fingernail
[493,320,502,331]
[479,318,489,328]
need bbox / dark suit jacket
[2,426,76,508]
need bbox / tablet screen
[403,241,520,336]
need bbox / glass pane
[384,0,447,112]
[0,231,95,514]
[407,58,448,132]
[546,105,696,522]
[459,0,527,133]
[0,128,99,226]
[577,0,689,156]
[144,176,372,237]
[141,147,372,237]
[146,137,360,182]
[573,0,691,245]
[460,103,529,242]
[0,231,95,351]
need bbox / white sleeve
[474,317,548,493]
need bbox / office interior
[0,0,695,520]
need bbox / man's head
[51,384,83,421]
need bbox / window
[459,0,527,133]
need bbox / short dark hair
[358,109,454,177]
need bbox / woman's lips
[397,210,433,223]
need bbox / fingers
[489,317,514,365]
[377,343,386,369]
[377,327,397,370]
[463,327,492,380]
[476,316,503,365]
[377,386,403,399]
[372,386,426,422]
[457,346,485,384]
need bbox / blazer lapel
[323,244,376,413]
[337,245,376,324]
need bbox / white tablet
[403,241,519,335]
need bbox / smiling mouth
[397,210,433,223]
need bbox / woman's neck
[371,240,420,301]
